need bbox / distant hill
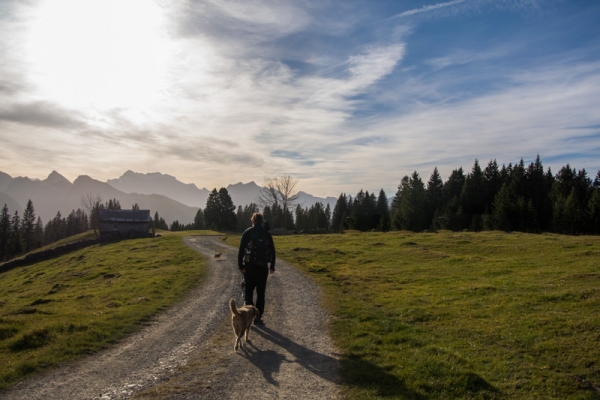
[107,171,211,208]
[106,172,337,211]
[0,171,199,226]
[0,170,338,226]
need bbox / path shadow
[253,325,426,399]
[251,324,340,385]
[240,343,291,386]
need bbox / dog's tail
[229,298,241,317]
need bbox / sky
[0,0,599,198]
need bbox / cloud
[391,0,468,19]
[0,101,86,129]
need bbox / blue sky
[0,0,599,197]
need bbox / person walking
[238,212,275,324]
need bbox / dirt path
[3,236,341,399]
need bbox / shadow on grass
[247,325,340,386]
[247,325,422,399]
[342,355,426,399]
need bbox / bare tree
[81,192,102,237]
[258,175,300,229]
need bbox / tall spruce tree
[204,188,237,231]
[376,189,390,232]
[392,172,427,231]
[331,193,349,233]
[10,211,21,256]
[441,168,466,230]
[426,167,444,230]
[460,160,486,231]
[21,200,36,253]
[194,208,205,230]
[0,204,10,261]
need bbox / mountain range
[0,170,337,227]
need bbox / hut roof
[99,209,151,222]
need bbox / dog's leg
[245,325,251,342]
[233,325,242,351]
[235,331,244,350]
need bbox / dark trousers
[244,264,269,317]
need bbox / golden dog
[229,298,259,351]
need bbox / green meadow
[267,231,600,399]
[1,230,599,399]
[0,231,209,390]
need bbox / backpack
[246,229,271,266]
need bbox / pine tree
[34,217,44,249]
[391,172,427,231]
[0,204,10,261]
[295,205,308,231]
[10,211,21,256]
[331,193,348,233]
[483,159,502,213]
[586,189,600,234]
[461,160,486,227]
[194,208,205,230]
[440,168,466,230]
[21,200,36,253]
[376,189,390,232]
[525,155,553,232]
[204,188,237,231]
[426,168,444,230]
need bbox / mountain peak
[45,170,71,185]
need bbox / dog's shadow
[240,345,290,386]
[241,325,340,386]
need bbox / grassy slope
[264,230,600,399]
[2,230,598,398]
[0,231,214,390]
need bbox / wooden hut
[99,209,152,238]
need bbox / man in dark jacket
[238,212,276,324]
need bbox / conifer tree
[194,208,205,230]
[440,168,466,230]
[204,188,237,231]
[426,168,444,230]
[586,188,600,234]
[10,211,21,256]
[331,193,349,233]
[0,204,10,261]
[376,189,390,232]
[21,200,36,253]
[392,172,427,231]
[461,160,486,225]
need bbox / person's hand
[269,268,275,274]
[240,269,246,275]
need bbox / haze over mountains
[0,170,337,227]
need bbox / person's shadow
[244,325,426,398]
[238,324,339,386]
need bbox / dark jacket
[238,224,276,270]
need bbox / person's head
[251,212,264,226]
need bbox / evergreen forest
[1,156,599,262]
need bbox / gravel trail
[3,236,341,399]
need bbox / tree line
[137,158,600,236]
[2,157,599,261]
[388,157,600,235]
[0,197,150,262]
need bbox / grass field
[0,231,211,390]
[2,230,599,398]
[264,230,600,399]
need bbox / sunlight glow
[24,0,172,112]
